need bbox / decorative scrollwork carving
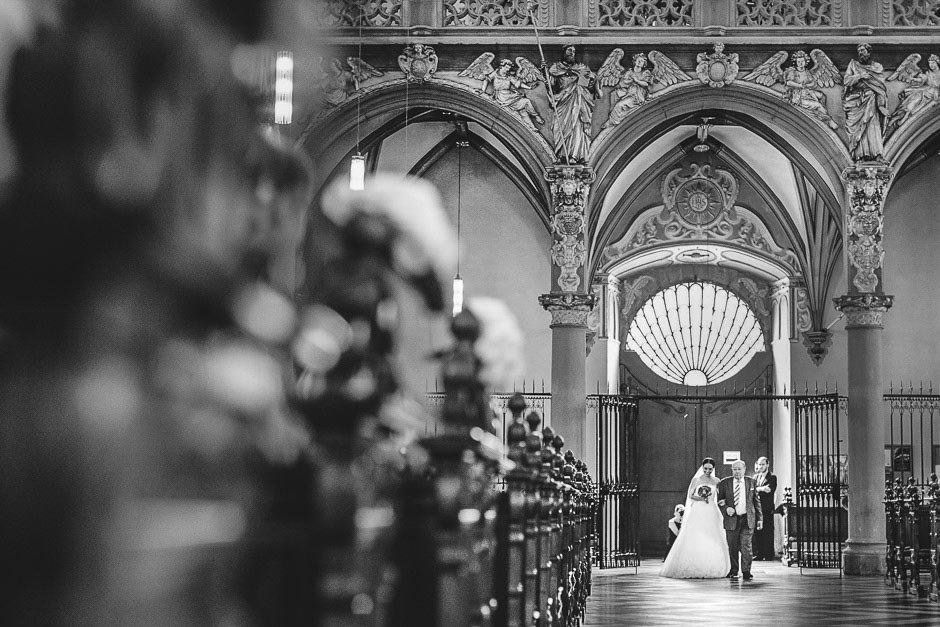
[892,0,940,26]
[598,0,694,26]
[841,166,892,293]
[602,164,799,271]
[547,166,595,292]
[443,0,537,26]
[310,0,403,27]
[736,0,833,26]
[696,42,739,88]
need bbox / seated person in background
[665,504,685,559]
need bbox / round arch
[302,78,556,208]
[587,82,851,239]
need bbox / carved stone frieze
[546,165,595,292]
[736,0,834,27]
[399,44,438,82]
[841,165,892,293]
[597,0,694,26]
[696,42,739,88]
[539,292,596,327]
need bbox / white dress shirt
[734,478,747,515]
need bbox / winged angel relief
[743,49,840,129]
[460,53,546,128]
[312,56,384,108]
[596,49,690,128]
[885,53,940,135]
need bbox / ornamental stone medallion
[663,163,738,228]
[696,42,739,88]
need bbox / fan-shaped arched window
[625,282,763,386]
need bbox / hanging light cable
[452,136,464,316]
[349,1,366,190]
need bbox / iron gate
[590,394,639,569]
[790,393,847,569]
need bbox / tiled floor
[583,561,940,626]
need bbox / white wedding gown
[660,474,731,579]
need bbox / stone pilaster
[835,162,893,576]
[539,291,595,463]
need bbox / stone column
[539,292,595,465]
[539,165,595,462]
[834,164,893,575]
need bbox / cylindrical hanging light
[274,51,293,125]
[452,274,464,316]
[349,153,366,190]
[452,132,467,316]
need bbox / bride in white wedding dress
[660,457,731,578]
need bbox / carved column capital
[539,292,596,328]
[545,165,595,293]
[834,293,894,328]
[840,164,893,294]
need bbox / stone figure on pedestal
[546,46,596,164]
[843,43,889,162]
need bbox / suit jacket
[717,476,763,531]
[752,471,777,513]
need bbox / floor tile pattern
[583,561,940,626]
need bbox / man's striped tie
[734,480,741,510]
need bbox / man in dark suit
[717,459,763,580]
[752,456,778,560]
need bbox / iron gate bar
[792,394,846,572]
[590,394,639,570]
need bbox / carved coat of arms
[696,42,739,88]
[398,44,438,82]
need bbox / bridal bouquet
[697,485,713,498]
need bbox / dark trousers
[753,505,775,559]
[726,515,754,576]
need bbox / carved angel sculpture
[744,49,840,129]
[597,49,690,128]
[886,53,940,134]
[461,53,545,127]
[314,56,384,107]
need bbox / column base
[842,541,886,575]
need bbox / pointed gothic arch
[301,78,556,219]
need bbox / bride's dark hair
[701,457,716,468]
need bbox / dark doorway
[636,396,771,559]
